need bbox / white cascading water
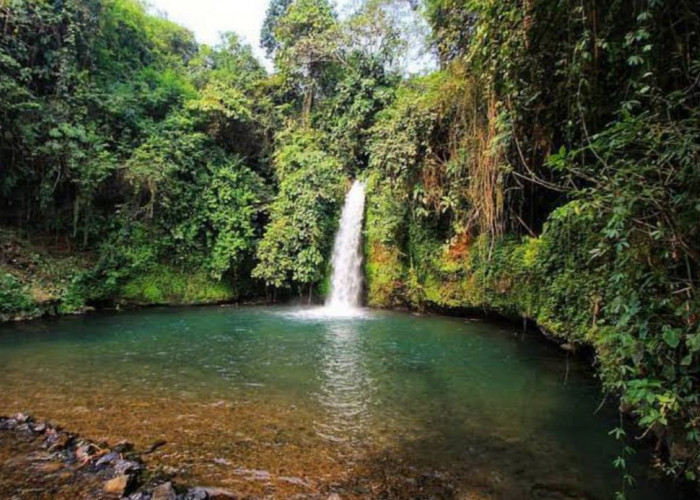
[325,181,366,312]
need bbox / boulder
[104,474,133,496]
[114,459,143,475]
[152,481,177,500]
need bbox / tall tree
[260,0,294,58]
[274,0,340,120]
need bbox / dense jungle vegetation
[1,0,699,493]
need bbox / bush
[0,273,35,316]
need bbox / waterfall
[326,181,366,311]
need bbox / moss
[363,203,606,346]
[120,265,236,305]
[365,242,405,308]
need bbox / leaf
[662,328,681,349]
[627,55,644,66]
[686,334,700,352]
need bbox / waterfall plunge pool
[0,305,677,498]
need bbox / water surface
[0,306,673,498]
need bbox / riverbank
[0,412,265,499]
[0,230,246,323]
[1,410,508,500]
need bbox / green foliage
[261,0,294,58]
[203,162,268,280]
[0,0,271,304]
[0,274,35,316]
[121,265,236,304]
[273,0,341,120]
[2,0,700,486]
[253,128,344,290]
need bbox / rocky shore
[0,413,249,499]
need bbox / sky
[148,0,274,68]
[147,0,434,74]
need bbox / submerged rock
[114,458,143,475]
[1,413,247,500]
[127,493,152,500]
[279,476,311,488]
[232,467,270,481]
[75,442,94,462]
[185,489,208,500]
[152,481,177,500]
[13,412,31,423]
[96,451,120,467]
[186,486,238,499]
[46,432,73,452]
[104,474,134,495]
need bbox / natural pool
[0,306,675,498]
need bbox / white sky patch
[147,0,273,69]
[147,0,434,74]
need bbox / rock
[14,412,31,423]
[184,489,208,500]
[560,342,576,353]
[33,422,47,433]
[232,467,270,480]
[279,476,310,487]
[213,458,231,466]
[47,433,73,452]
[104,474,133,496]
[186,486,238,499]
[152,482,177,500]
[327,494,342,500]
[127,494,151,500]
[96,451,120,467]
[75,443,93,462]
[114,459,143,475]
[3,420,17,430]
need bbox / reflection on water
[0,306,679,499]
[315,321,372,443]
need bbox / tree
[274,0,340,120]
[260,0,295,58]
[252,128,343,291]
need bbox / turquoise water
[0,306,674,498]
